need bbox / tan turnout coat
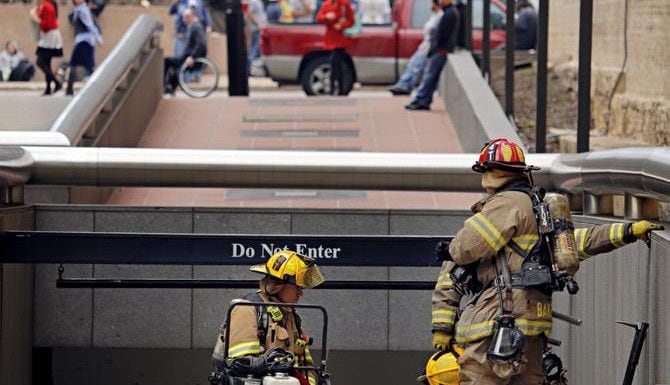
[212,290,317,385]
[432,194,637,342]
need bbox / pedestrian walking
[316,0,354,95]
[405,0,459,110]
[30,0,63,94]
[66,0,102,96]
[245,0,267,75]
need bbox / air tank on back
[544,193,580,275]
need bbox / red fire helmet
[472,138,538,173]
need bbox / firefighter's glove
[432,330,452,351]
[631,221,664,246]
[435,241,452,262]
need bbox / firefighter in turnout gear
[432,222,663,352]
[212,250,325,385]
[431,138,664,385]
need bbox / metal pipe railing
[535,0,549,153]
[481,0,491,80]
[49,14,163,145]
[0,146,668,202]
[504,0,516,119]
[23,146,542,191]
[465,0,473,50]
[577,0,594,153]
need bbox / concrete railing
[51,14,164,146]
[439,51,525,152]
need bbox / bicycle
[178,57,220,98]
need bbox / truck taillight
[261,29,270,55]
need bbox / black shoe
[405,102,430,111]
[388,85,411,96]
[53,81,62,94]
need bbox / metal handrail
[49,14,163,145]
[0,147,668,202]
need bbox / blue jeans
[412,54,447,107]
[248,29,261,65]
[392,49,427,90]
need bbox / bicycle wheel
[178,58,220,98]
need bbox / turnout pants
[458,335,545,385]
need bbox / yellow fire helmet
[249,250,325,289]
[418,346,464,385]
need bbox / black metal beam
[224,0,249,96]
[505,0,516,118]
[56,279,437,290]
[535,0,549,153]
[465,0,473,50]
[0,231,448,267]
[482,0,491,80]
[577,0,593,153]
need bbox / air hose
[228,348,297,378]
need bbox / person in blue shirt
[66,0,102,96]
[169,0,212,57]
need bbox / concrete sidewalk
[107,92,482,210]
[0,76,285,92]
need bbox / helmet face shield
[295,264,325,288]
[250,250,325,288]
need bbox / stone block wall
[548,0,669,145]
[31,205,470,351]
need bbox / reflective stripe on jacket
[432,192,637,344]
[449,190,553,343]
[431,260,459,334]
[574,223,633,260]
[212,291,316,384]
[453,286,553,344]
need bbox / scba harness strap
[242,292,307,348]
[498,183,556,291]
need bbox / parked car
[261,0,507,95]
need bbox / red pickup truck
[261,0,507,95]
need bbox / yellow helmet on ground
[250,250,325,288]
[419,346,463,385]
